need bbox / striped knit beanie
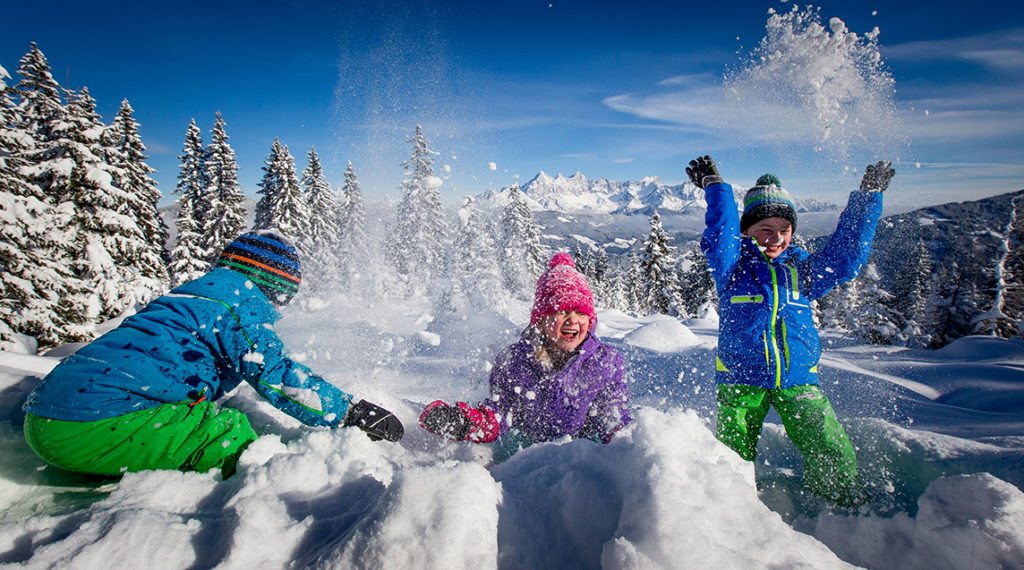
[217,231,301,305]
[740,173,798,232]
[529,252,597,326]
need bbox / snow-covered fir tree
[678,245,717,318]
[62,87,151,322]
[851,263,901,344]
[819,278,859,334]
[1001,196,1024,338]
[599,261,630,312]
[639,211,682,315]
[390,125,449,295]
[337,160,371,289]
[201,112,246,261]
[169,119,209,285]
[499,184,546,297]
[0,62,70,350]
[104,99,169,293]
[12,47,92,344]
[591,247,609,296]
[973,195,1023,338]
[895,238,934,346]
[300,147,341,289]
[448,196,502,308]
[625,251,644,313]
[254,139,308,242]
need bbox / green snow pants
[716,383,861,505]
[24,401,259,478]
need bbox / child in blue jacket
[23,231,403,478]
[687,155,894,505]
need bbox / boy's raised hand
[686,155,723,189]
[343,399,405,442]
[860,160,895,192]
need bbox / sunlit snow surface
[1,293,1022,569]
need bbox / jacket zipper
[767,262,783,389]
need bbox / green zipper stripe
[762,332,770,366]
[768,264,783,389]
[782,319,790,370]
[787,265,800,299]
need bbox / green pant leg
[774,385,861,504]
[24,402,258,477]
[715,384,772,461]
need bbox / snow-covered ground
[0,293,1022,569]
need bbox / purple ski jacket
[482,332,631,443]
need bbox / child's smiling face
[744,217,793,259]
[541,311,591,353]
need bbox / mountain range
[477,171,839,217]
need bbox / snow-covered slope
[0,294,1022,569]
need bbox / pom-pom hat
[217,230,301,305]
[740,173,798,233]
[529,252,597,325]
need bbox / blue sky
[3,0,1022,211]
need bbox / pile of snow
[622,315,703,353]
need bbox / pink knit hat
[529,252,597,325]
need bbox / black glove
[859,160,895,192]
[420,403,471,440]
[686,155,723,189]
[343,400,405,442]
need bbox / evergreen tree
[1001,196,1024,338]
[499,184,546,297]
[391,125,449,295]
[14,43,63,150]
[169,119,209,284]
[337,160,370,288]
[449,196,502,308]
[8,45,92,345]
[105,99,169,293]
[254,139,307,241]
[851,263,901,344]
[602,262,629,312]
[972,195,1024,338]
[679,245,717,318]
[0,62,67,349]
[592,248,609,291]
[63,87,146,322]
[301,146,341,288]
[202,112,246,260]
[896,239,934,346]
[625,251,644,313]
[639,211,682,315]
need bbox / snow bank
[816,473,1024,569]
[622,315,702,353]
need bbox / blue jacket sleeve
[802,190,885,300]
[701,181,742,291]
[225,301,353,428]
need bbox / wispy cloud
[883,27,1024,72]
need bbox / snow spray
[722,5,909,172]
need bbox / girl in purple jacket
[420,253,631,457]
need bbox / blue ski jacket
[24,268,352,426]
[701,182,884,390]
